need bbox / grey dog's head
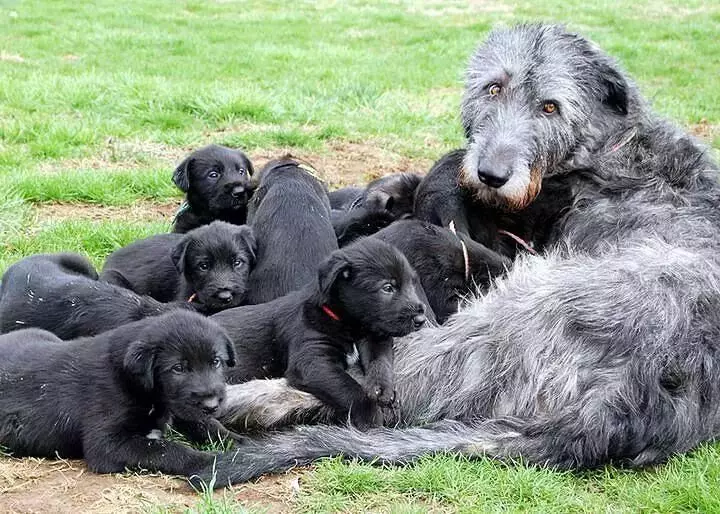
[461,24,634,211]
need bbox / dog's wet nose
[201,397,221,414]
[412,314,427,329]
[476,168,510,188]
[231,186,245,198]
[215,290,233,303]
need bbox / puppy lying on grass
[213,237,427,429]
[0,311,239,481]
[101,221,256,314]
[172,145,255,234]
[0,253,193,339]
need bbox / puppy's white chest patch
[146,429,163,440]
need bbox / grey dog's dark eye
[212,358,222,368]
[232,258,243,268]
[197,262,209,271]
[542,101,558,114]
[237,167,246,175]
[208,171,219,179]
[488,83,501,96]
[171,363,185,373]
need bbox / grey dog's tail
[191,413,669,489]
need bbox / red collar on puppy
[322,305,341,321]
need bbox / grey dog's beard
[460,165,543,212]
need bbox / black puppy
[172,145,255,234]
[101,221,256,314]
[414,149,573,258]
[0,311,239,479]
[213,238,427,429]
[0,253,193,339]
[245,156,338,304]
[331,173,422,246]
[373,220,510,323]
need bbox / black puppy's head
[379,222,509,323]
[171,221,256,312]
[172,145,255,215]
[317,238,426,337]
[362,173,422,219]
[122,310,236,421]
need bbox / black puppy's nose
[476,168,510,188]
[215,290,233,303]
[231,186,245,198]
[201,397,221,414]
[412,314,427,329]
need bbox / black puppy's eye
[208,171,220,179]
[488,83,501,97]
[381,283,395,294]
[197,262,209,271]
[237,167,246,175]
[171,363,185,374]
[232,258,243,268]
[212,357,222,368]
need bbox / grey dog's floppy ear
[171,239,190,275]
[234,225,257,265]
[317,251,351,302]
[123,340,156,392]
[172,157,192,192]
[594,57,629,116]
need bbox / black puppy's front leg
[286,342,380,430]
[357,336,396,408]
[173,417,247,446]
[83,431,214,477]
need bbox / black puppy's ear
[318,252,351,301]
[172,157,193,192]
[222,334,237,368]
[365,190,393,212]
[234,226,257,265]
[123,340,156,392]
[597,60,629,115]
[171,239,190,274]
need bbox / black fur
[101,221,256,314]
[331,173,423,246]
[172,145,255,234]
[373,220,510,323]
[245,157,338,304]
[213,238,427,428]
[0,253,193,339]
[0,311,237,479]
[414,149,573,257]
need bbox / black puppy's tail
[190,412,670,489]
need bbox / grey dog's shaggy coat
[198,24,720,487]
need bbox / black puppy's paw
[367,383,396,408]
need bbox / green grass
[1,0,720,512]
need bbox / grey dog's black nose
[231,186,245,198]
[216,290,233,303]
[476,168,510,188]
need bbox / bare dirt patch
[36,137,435,188]
[689,120,719,143]
[0,457,304,513]
[32,201,180,225]
[251,142,434,189]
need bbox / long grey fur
[205,24,720,487]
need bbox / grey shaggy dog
[200,24,720,487]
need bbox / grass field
[1,0,720,512]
